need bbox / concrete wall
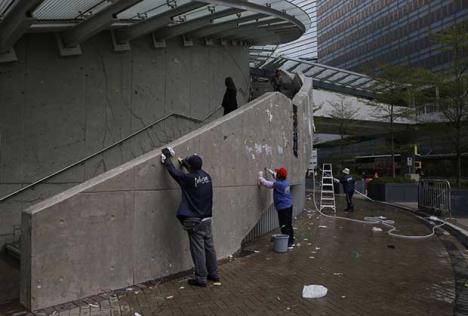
[0,32,250,246]
[21,88,312,309]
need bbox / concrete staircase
[19,74,312,309]
[0,111,223,259]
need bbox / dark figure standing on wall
[161,147,220,287]
[222,77,238,115]
[335,168,355,212]
[271,69,283,92]
[258,167,295,248]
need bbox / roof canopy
[0,0,310,54]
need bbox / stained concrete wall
[21,87,312,309]
[0,32,250,247]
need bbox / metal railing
[0,108,222,203]
[418,179,452,218]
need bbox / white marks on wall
[263,144,272,155]
[277,145,284,155]
[245,143,272,159]
[255,143,263,154]
[265,109,273,122]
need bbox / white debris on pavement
[319,225,327,228]
[135,313,142,316]
[302,285,328,298]
[372,227,383,232]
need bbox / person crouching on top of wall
[258,167,295,248]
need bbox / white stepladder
[320,163,336,213]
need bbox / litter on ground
[302,285,328,299]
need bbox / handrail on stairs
[0,108,222,203]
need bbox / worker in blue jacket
[335,168,355,212]
[161,147,219,287]
[258,167,295,247]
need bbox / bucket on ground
[272,234,289,253]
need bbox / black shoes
[208,275,220,282]
[187,279,207,287]
[188,276,220,287]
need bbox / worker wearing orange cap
[258,167,295,248]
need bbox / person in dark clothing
[161,147,219,287]
[335,168,355,211]
[271,70,282,92]
[222,77,238,115]
[258,167,295,247]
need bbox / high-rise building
[317,0,468,72]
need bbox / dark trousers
[345,191,354,210]
[277,206,294,245]
[183,219,219,283]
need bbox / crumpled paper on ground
[302,285,328,298]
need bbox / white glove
[258,171,264,178]
[161,153,166,164]
[167,147,175,157]
[266,168,276,179]
[333,177,339,183]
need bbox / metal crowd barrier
[418,179,452,218]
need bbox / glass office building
[317,0,468,72]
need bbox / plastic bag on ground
[302,285,328,298]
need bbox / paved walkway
[1,196,462,316]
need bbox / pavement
[1,195,465,316]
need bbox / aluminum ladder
[320,163,336,212]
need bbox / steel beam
[153,7,242,40]
[114,1,206,43]
[186,13,266,38]
[62,0,143,47]
[202,0,306,33]
[207,18,283,39]
[0,0,43,52]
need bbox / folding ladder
[320,163,336,212]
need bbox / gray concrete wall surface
[0,32,250,247]
[21,88,312,310]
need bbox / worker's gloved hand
[178,157,187,169]
[333,177,339,183]
[161,153,167,164]
[162,147,175,158]
[266,168,276,179]
[257,171,264,187]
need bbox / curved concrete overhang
[0,0,310,60]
